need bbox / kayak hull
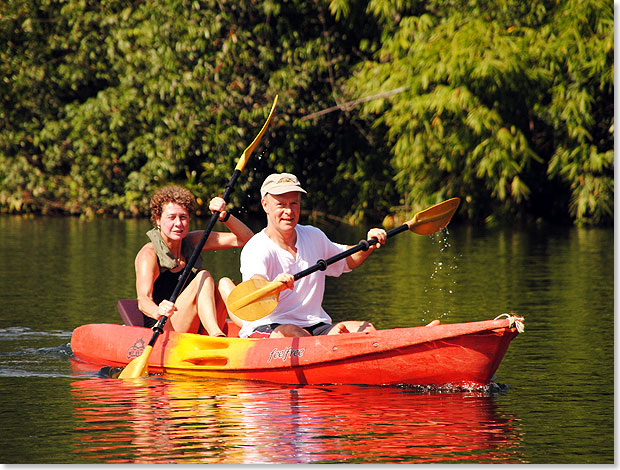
[70,316,522,386]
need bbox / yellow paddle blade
[406,197,461,235]
[235,95,279,171]
[226,278,282,321]
[118,345,153,379]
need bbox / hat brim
[261,185,307,198]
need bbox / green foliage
[0,0,612,226]
[0,0,392,222]
[543,0,614,225]
[344,0,613,225]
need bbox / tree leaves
[345,0,612,225]
[0,0,612,225]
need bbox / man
[237,172,387,338]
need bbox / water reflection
[70,375,523,464]
[1,216,612,464]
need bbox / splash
[396,381,510,396]
[421,228,460,323]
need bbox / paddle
[117,95,279,379]
[226,197,461,321]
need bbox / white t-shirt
[238,224,351,338]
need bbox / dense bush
[0,0,613,226]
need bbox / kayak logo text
[268,346,304,363]
[127,338,146,359]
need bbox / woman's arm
[135,244,164,320]
[190,196,254,250]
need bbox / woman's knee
[216,277,235,300]
[183,271,215,301]
[196,270,214,281]
[217,277,235,292]
[191,270,215,289]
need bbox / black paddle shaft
[147,169,242,343]
[292,223,409,281]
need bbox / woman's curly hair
[150,185,196,227]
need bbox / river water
[0,214,613,464]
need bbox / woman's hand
[158,299,177,318]
[209,196,229,220]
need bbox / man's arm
[345,228,387,270]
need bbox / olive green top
[146,228,202,273]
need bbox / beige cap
[260,173,307,199]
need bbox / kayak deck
[70,301,523,386]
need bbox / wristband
[221,211,231,222]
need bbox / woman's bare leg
[194,271,225,336]
[172,270,224,336]
[217,277,244,327]
[216,277,235,326]
[167,287,201,334]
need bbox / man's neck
[265,224,298,257]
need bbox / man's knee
[270,324,310,338]
[329,320,375,334]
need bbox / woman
[135,185,253,336]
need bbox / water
[0,215,613,464]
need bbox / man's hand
[274,272,295,290]
[367,227,387,249]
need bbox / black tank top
[143,268,199,328]
[142,228,202,328]
[153,268,198,305]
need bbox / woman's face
[157,202,190,242]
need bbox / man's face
[262,192,301,233]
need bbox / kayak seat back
[117,299,144,327]
[116,299,241,337]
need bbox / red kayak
[70,300,523,386]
